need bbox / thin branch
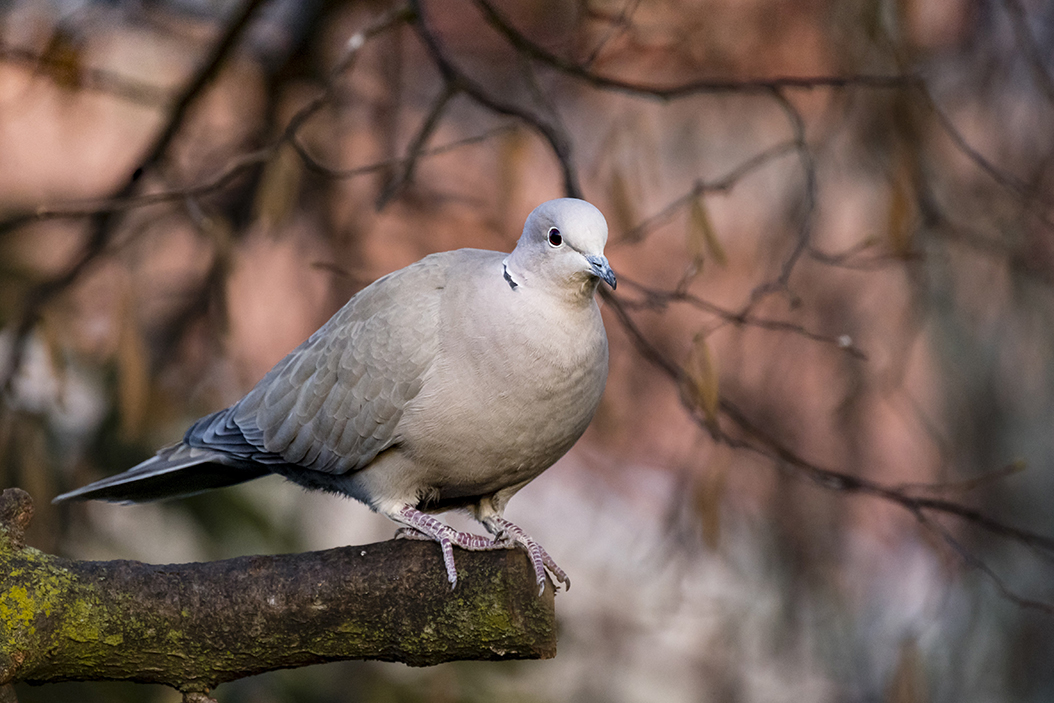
[376,81,460,208]
[1000,0,1054,108]
[16,126,513,223]
[1,0,272,396]
[729,89,820,314]
[0,44,172,107]
[601,290,1054,613]
[923,86,1054,224]
[912,506,1054,615]
[582,0,642,68]
[769,90,818,291]
[16,147,274,222]
[473,0,916,99]
[893,460,1027,495]
[0,5,418,397]
[617,275,868,359]
[806,235,903,270]
[408,0,582,198]
[272,5,416,160]
[619,140,799,243]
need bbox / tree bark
[0,488,556,695]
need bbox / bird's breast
[399,281,608,496]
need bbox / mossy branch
[0,488,556,696]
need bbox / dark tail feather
[52,444,270,504]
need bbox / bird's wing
[52,442,271,503]
[185,253,453,475]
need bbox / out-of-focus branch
[1000,0,1054,108]
[912,507,1054,615]
[613,138,847,355]
[278,5,416,141]
[9,126,512,225]
[923,87,1054,224]
[581,0,641,67]
[0,4,417,400]
[0,489,556,693]
[472,0,916,97]
[618,140,800,243]
[617,275,868,359]
[408,0,582,198]
[0,44,172,107]
[741,89,818,310]
[892,460,1026,495]
[376,82,460,207]
[601,290,1054,615]
[1,0,271,396]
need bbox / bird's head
[506,198,617,297]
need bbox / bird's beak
[586,254,617,289]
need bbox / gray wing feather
[52,443,269,503]
[214,254,446,475]
[53,251,455,504]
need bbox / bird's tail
[52,444,270,504]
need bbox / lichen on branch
[0,488,556,695]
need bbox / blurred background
[3,0,1054,701]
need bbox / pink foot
[484,516,569,595]
[395,506,504,587]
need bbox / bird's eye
[547,228,563,247]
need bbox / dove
[54,198,616,593]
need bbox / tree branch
[601,291,1054,614]
[0,44,171,107]
[472,0,915,97]
[0,489,556,695]
[999,0,1054,108]
[408,0,582,198]
[1,0,272,396]
[616,275,868,359]
[618,140,800,243]
[375,81,460,208]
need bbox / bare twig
[2,0,272,395]
[894,460,1027,495]
[14,126,513,224]
[0,4,420,396]
[0,43,172,107]
[923,86,1054,224]
[912,507,1054,615]
[769,91,818,289]
[473,0,916,98]
[582,0,642,68]
[1000,0,1054,108]
[729,89,819,313]
[376,81,460,207]
[617,275,868,359]
[281,5,416,141]
[409,0,582,198]
[601,290,1054,614]
[619,140,799,243]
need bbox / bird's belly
[402,349,606,499]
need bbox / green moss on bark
[1,488,557,693]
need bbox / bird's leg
[395,507,458,586]
[393,526,498,550]
[394,505,506,588]
[481,515,570,595]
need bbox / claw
[395,505,508,587]
[483,517,569,595]
[394,507,568,593]
[394,526,431,541]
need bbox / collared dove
[54,198,615,593]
